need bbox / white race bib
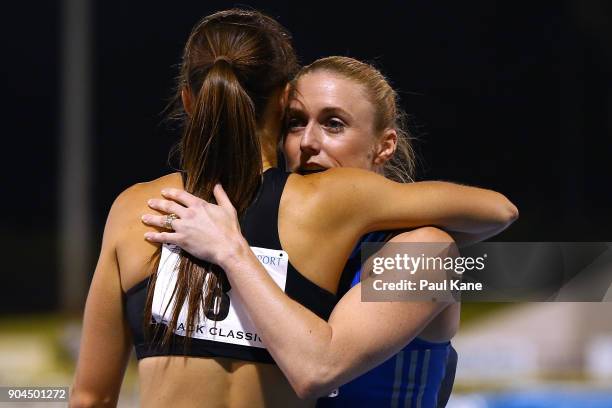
[151,244,288,348]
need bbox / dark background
[2,1,611,313]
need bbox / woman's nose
[300,124,322,156]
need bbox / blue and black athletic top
[317,232,458,408]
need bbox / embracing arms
[216,227,454,398]
[312,167,518,246]
[140,171,517,397]
[142,187,460,398]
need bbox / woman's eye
[325,118,345,132]
[287,117,305,131]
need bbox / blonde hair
[292,56,416,182]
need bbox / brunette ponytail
[143,9,299,349]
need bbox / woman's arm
[311,167,518,246]
[71,195,132,407]
[222,228,454,398]
[142,187,456,399]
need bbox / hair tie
[214,56,233,65]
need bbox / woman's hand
[141,184,245,265]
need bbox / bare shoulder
[100,173,183,290]
[287,168,393,224]
[280,169,388,249]
[286,168,388,204]
[114,173,181,205]
[109,173,183,221]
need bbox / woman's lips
[298,164,328,175]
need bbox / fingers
[213,184,235,210]
[147,198,187,218]
[161,188,199,207]
[144,231,180,245]
[141,214,183,230]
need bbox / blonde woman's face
[283,71,379,174]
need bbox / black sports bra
[124,168,337,363]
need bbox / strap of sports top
[239,168,290,250]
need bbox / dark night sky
[2,1,611,312]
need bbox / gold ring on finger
[164,213,178,230]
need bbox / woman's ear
[279,83,291,112]
[181,87,193,116]
[373,128,398,165]
[275,83,291,119]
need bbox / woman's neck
[260,130,278,171]
[257,87,287,172]
[257,101,282,171]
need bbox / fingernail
[147,199,153,205]
[161,189,167,195]
[141,215,147,221]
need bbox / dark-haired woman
[71,9,516,408]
